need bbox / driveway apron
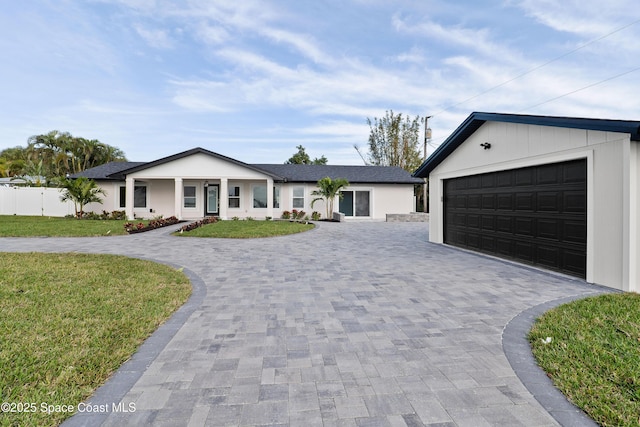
[1,222,606,426]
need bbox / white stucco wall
[428,121,633,290]
[88,151,418,222]
[128,153,269,180]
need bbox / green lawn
[176,219,314,238]
[0,253,191,427]
[0,216,130,237]
[529,293,640,427]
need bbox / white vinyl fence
[0,187,75,217]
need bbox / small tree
[285,145,328,165]
[311,177,349,219]
[60,177,106,218]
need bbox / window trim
[228,185,241,209]
[292,185,305,209]
[120,184,148,209]
[340,188,372,217]
[119,186,126,209]
[183,185,197,209]
[252,184,268,209]
[273,185,281,209]
[133,185,148,209]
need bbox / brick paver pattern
[2,222,604,426]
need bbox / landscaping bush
[124,216,180,233]
[177,216,218,232]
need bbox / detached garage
[414,112,640,292]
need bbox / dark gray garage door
[444,159,587,278]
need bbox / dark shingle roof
[71,161,146,180]
[253,164,422,184]
[414,112,640,178]
[73,147,423,184]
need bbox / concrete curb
[502,291,612,427]
[61,261,206,427]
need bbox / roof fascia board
[413,112,640,178]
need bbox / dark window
[134,186,147,208]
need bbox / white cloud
[134,24,174,49]
[513,0,638,36]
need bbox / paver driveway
[2,222,606,426]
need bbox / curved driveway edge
[62,263,207,427]
[1,222,611,426]
[502,292,611,427]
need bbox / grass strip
[0,253,191,427]
[0,216,130,237]
[529,293,640,427]
[175,219,314,238]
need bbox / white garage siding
[420,117,639,292]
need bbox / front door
[206,184,219,216]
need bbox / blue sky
[1,1,639,165]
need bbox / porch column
[174,178,183,220]
[266,177,274,219]
[219,178,228,220]
[125,177,134,220]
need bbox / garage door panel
[444,159,586,278]
[564,162,586,182]
[496,171,512,187]
[481,215,495,230]
[496,216,513,233]
[467,214,480,229]
[467,175,481,189]
[537,246,561,269]
[482,194,496,210]
[537,164,560,185]
[497,194,513,210]
[537,192,559,211]
[514,242,534,262]
[481,173,495,188]
[515,193,534,210]
[562,220,586,243]
[480,235,496,252]
[468,194,481,209]
[467,233,481,249]
[516,169,534,186]
[564,191,586,212]
[537,219,559,240]
[515,217,534,236]
[563,250,587,275]
[496,239,512,256]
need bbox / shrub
[178,216,218,232]
[292,209,306,220]
[311,211,321,221]
[281,211,291,219]
[124,216,180,233]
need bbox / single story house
[414,112,640,292]
[75,147,423,222]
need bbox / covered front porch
[123,176,276,220]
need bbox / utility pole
[423,116,432,213]
[424,115,432,160]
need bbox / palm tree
[60,177,106,218]
[311,177,349,219]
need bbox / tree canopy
[365,110,424,172]
[0,131,127,184]
[285,145,328,165]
